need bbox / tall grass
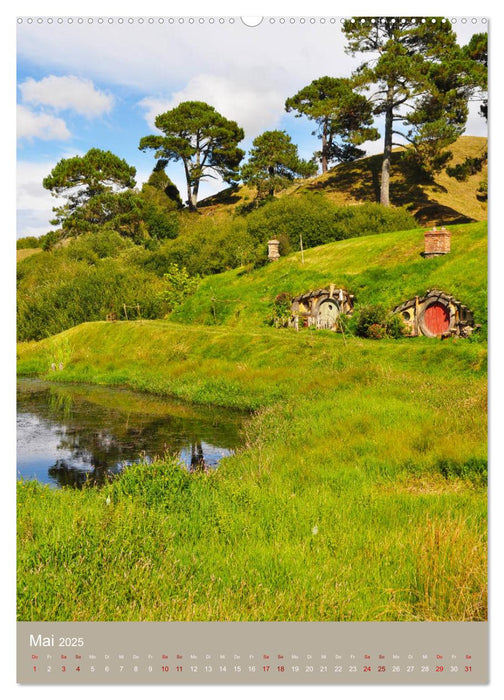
[17,454,486,621]
[17,319,487,621]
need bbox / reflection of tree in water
[48,439,211,488]
[48,459,118,489]
[190,441,206,472]
[17,381,242,489]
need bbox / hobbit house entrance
[289,286,354,331]
[394,289,477,338]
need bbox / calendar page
[15,12,489,687]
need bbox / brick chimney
[267,239,280,261]
[423,226,451,257]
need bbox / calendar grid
[17,621,488,684]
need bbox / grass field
[16,221,487,622]
[17,323,487,621]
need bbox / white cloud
[17,160,64,238]
[138,97,173,131]
[17,105,70,142]
[19,75,114,119]
[140,74,284,138]
[16,20,357,94]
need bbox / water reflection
[17,379,244,488]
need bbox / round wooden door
[317,300,340,329]
[423,302,450,335]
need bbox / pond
[16,379,245,488]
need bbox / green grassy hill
[171,221,487,331]
[16,218,487,623]
[199,136,488,226]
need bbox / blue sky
[16,16,488,238]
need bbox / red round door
[423,302,450,335]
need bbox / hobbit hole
[289,285,354,331]
[393,290,477,338]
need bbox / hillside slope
[171,221,487,330]
[199,136,487,226]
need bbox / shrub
[142,215,258,277]
[17,250,167,341]
[17,236,41,250]
[160,263,200,312]
[64,230,134,264]
[355,304,388,338]
[354,304,406,340]
[367,323,387,340]
[245,193,416,252]
[245,193,337,249]
[40,230,60,251]
[271,292,293,327]
[386,313,407,339]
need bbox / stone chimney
[267,239,280,261]
[423,226,451,257]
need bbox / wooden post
[123,304,128,320]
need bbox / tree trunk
[187,182,197,211]
[380,85,394,206]
[268,165,275,197]
[321,121,328,174]
[183,160,197,212]
[187,180,199,212]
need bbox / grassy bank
[171,221,487,331]
[17,321,487,621]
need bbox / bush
[355,304,388,338]
[271,292,292,327]
[64,230,134,264]
[331,202,416,240]
[244,193,416,252]
[17,236,41,250]
[245,193,337,249]
[17,247,167,341]
[354,304,406,340]
[386,313,407,339]
[160,263,200,312]
[142,215,259,278]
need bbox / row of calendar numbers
[31,659,474,674]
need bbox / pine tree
[139,101,244,211]
[342,17,478,204]
[285,76,379,173]
[240,130,317,199]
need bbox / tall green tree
[139,101,245,211]
[463,32,487,120]
[241,130,317,199]
[43,148,136,231]
[285,76,379,173]
[342,17,476,205]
